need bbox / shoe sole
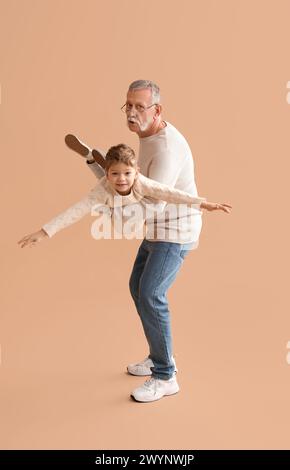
[92,149,107,169]
[130,388,180,403]
[65,134,90,157]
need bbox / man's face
[125,88,158,134]
[106,162,137,195]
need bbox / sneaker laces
[135,357,152,369]
[141,357,151,365]
[143,377,160,392]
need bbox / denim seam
[151,245,174,377]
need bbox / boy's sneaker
[92,148,107,169]
[131,374,180,402]
[127,356,178,376]
[64,134,92,158]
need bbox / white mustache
[127,117,150,132]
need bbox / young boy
[18,140,232,248]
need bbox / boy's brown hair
[104,144,137,172]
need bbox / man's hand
[18,229,49,248]
[200,201,232,213]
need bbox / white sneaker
[131,374,180,402]
[127,356,178,376]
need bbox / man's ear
[154,104,162,119]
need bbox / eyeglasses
[121,103,158,114]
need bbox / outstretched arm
[137,173,206,208]
[137,174,232,213]
[18,185,108,248]
[41,192,105,238]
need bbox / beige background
[1,0,290,450]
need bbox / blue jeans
[129,239,194,380]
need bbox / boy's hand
[201,201,232,213]
[18,229,49,248]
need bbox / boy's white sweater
[42,168,206,243]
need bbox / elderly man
[67,80,204,403]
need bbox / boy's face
[106,162,138,195]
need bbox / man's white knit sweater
[138,120,204,247]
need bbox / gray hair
[128,80,161,104]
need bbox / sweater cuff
[41,225,56,238]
